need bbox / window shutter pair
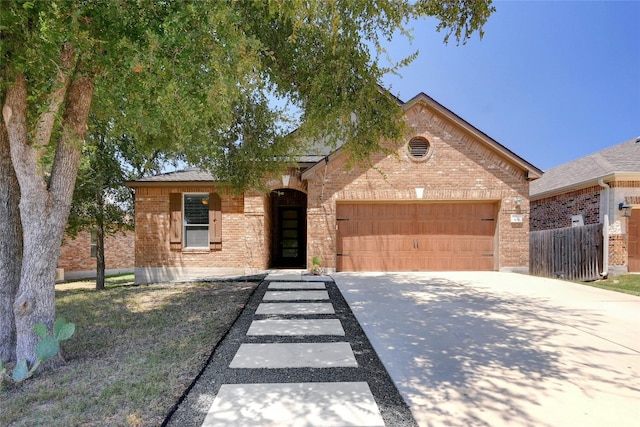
[169,192,222,251]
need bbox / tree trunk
[4,75,94,364]
[96,214,106,291]
[0,119,22,363]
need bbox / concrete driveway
[332,272,640,427]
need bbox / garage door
[336,202,497,271]
[628,209,639,272]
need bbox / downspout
[598,178,609,277]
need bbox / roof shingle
[530,137,640,197]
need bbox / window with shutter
[169,192,222,250]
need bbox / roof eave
[530,172,640,200]
[126,180,217,188]
[301,150,341,181]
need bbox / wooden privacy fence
[529,223,604,281]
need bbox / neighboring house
[128,92,542,284]
[530,137,640,275]
[57,230,135,281]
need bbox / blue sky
[381,0,639,171]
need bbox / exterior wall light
[415,187,424,199]
[618,202,632,217]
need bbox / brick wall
[134,185,263,267]
[530,186,601,231]
[609,234,627,267]
[305,101,531,271]
[58,230,134,275]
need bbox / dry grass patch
[1,279,258,426]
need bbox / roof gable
[303,92,542,180]
[530,137,640,198]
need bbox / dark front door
[276,207,306,268]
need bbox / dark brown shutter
[169,193,182,250]
[209,192,222,249]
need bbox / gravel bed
[164,278,418,427]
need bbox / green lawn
[582,274,640,296]
[1,276,258,426]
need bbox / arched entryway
[269,189,307,268]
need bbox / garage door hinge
[336,253,349,257]
[482,253,494,257]
[481,218,495,221]
[336,218,350,221]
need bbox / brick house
[128,93,542,284]
[57,230,135,281]
[530,137,640,274]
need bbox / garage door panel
[337,202,496,272]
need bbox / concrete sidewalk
[333,272,640,427]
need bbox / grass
[0,274,259,427]
[582,274,640,296]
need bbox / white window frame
[183,193,210,249]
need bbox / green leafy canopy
[1,0,494,189]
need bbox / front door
[276,207,306,267]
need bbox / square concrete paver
[255,302,335,315]
[269,282,327,290]
[201,382,384,427]
[229,343,358,368]
[263,290,329,301]
[246,319,345,336]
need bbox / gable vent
[408,138,430,159]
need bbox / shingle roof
[134,167,215,183]
[530,137,640,198]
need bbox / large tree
[0,0,493,365]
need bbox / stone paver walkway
[165,273,416,427]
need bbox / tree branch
[49,76,95,218]
[34,42,77,149]
[2,75,48,195]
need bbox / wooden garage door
[336,202,496,271]
[628,209,640,272]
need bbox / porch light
[281,174,291,187]
[619,202,632,217]
[415,187,424,199]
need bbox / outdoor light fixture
[415,187,424,199]
[618,202,632,217]
[281,174,290,187]
[514,198,522,206]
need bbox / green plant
[10,318,75,383]
[310,256,323,275]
